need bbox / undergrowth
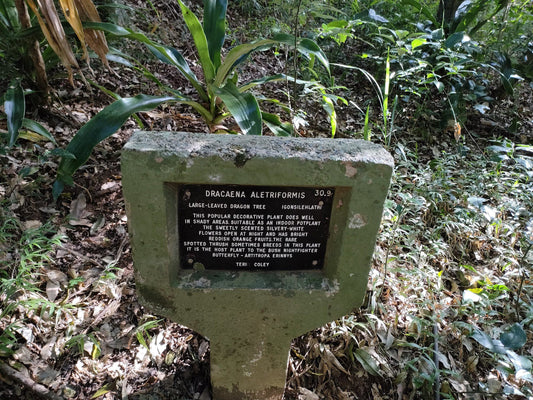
[0,219,65,356]
[365,138,533,398]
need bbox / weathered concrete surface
[122,132,393,399]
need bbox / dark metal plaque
[177,184,335,270]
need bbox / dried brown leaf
[74,0,110,69]
[46,279,60,301]
[58,0,88,61]
[322,347,349,375]
[69,192,87,221]
[26,0,80,85]
[298,387,319,400]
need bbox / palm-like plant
[53,0,331,198]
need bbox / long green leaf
[84,22,208,101]
[321,93,337,138]
[54,94,178,199]
[203,0,227,69]
[262,112,293,136]
[22,118,55,144]
[215,34,330,87]
[214,81,262,135]
[177,0,215,83]
[400,0,437,25]
[353,348,382,377]
[238,73,287,92]
[272,33,330,74]
[4,79,25,147]
[297,38,330,76]
[215,38,280,86]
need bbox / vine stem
[515,241,532,321]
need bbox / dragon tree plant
[53,0,332,199]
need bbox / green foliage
[1,79,54,151]
[369,138,533,397]
[65,333,101,359]
[0,0,26,84]
[0,221,65,356]
[53,0,332,198]
[310,0,532,141]
[134,317,163,350]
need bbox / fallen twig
[0,362,62,400]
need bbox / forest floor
[1,1,533,399]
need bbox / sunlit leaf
[214,81,262,135]
[90,382,115,398]
[22,118,55,144]
[177,0,215,83]
[411,38,426,50]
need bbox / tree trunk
[14,0,50,101]
[436,0,462,34]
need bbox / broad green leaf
[445,32,467,49]
[500,324,527,350]
[433,80,445,93]
[203,0,227,69]
[54,94,178,199]
[215,38,280,87]
[146,44,208,101]
[411,38,426,50]
[262,112,293,136]
[214,81,262,135]
[296,38,330,75]
[353,348,382,377]
[177,0,215,83]
[22,118,55,144]
[471,329,507,354]
[48,148,76,159]
[4,79,25,147]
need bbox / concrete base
[122,132,393,399]
[210,336,290,399]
